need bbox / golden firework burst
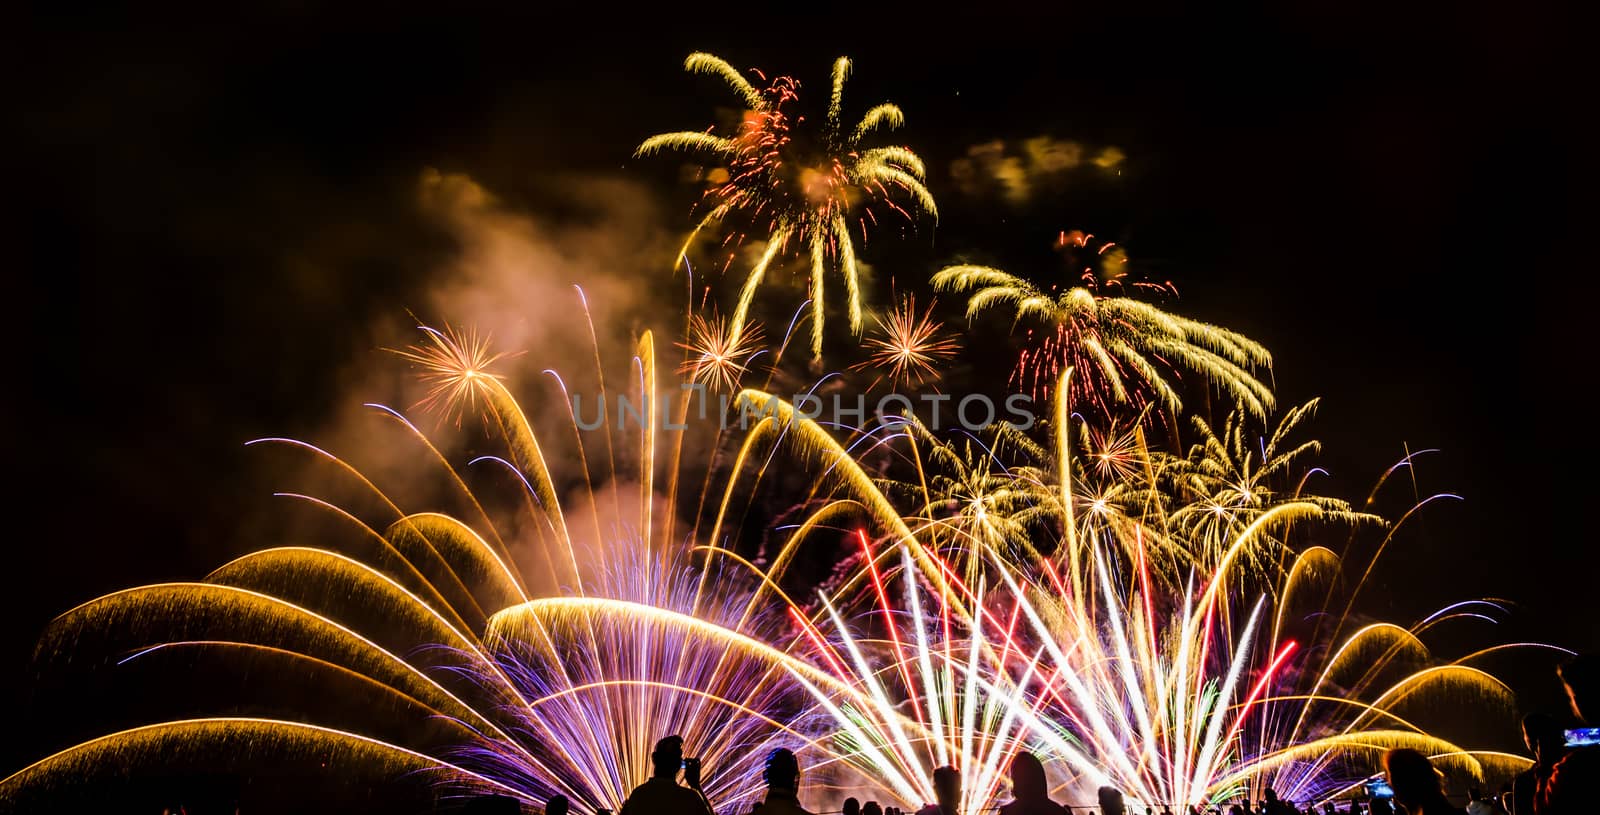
[393,324,512,422]
[853,295,960,389]
[639,53,936,358]
[677,313,765,393]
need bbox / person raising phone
[1537,655,1599,814]
[620,735,714,815]
[1508,713,1565,814]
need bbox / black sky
[11,1,1596,800]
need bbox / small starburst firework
[393,324,512,422]
[678,313,765,392]
[853,296,959,389]
[1080,418,1146,482]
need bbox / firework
[853,295,960,389]
[639,53,936,357]
[985,536,1540,809]
[679,311,766,392]
[931,259,1274,418]
[1159,399,1383,577]
[393,322,514,423]
[775,369,1551,810]
[1,323,835,814]
[3,331,1554,815]
[791,541,1038,814]
[441,556,828,812]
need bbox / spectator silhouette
[917,766,962,815]
[1509,712,1567,814]
[546,795,569,815]
[862,803,883,815]
[1538,653,1599,813]
[844,798,860,815]
[750,747,810,815]
[1465,786,1504,815]
[1000,752,1065,815]
[1259,789,1297,815]
[1382,748,1464,815]
[1370,797,1393,815]
[1098,786,1126,815]
[619,735,714,815]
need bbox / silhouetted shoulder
[620,777,712,815]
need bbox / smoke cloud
[950,136,1125,205]
[276,168,698,593]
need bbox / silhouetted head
[1264,788,1280,803]
[844,797,860,815]
[862,802,882,815]
[1523,711,1567,761]
[1383,748,1443,807]
[545,794,569,815]
[652,735,685,778]
[1098,785,1126,815]
[764,747,800,792]
[1009,752,1048,801]
[932,766,961,809]
[1559,654,1598,724]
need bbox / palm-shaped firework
[932,260,1274,419]
[638,53,937,357]
[1159,399,1384,575]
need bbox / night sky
[12,3,1594,807]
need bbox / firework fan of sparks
[638,53,936,358]
[1,334,1564,815]
[678,312,766,392]
[852,295,960,389]
[2,322,842,814]
[815,372,1557,809]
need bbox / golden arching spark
[393,324,512,422]
[677,313,765,393]
[853,295,960,389]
